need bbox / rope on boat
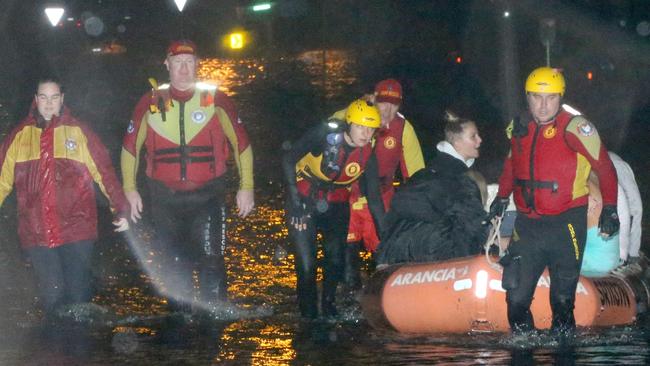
[483,216,505,272]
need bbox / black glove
[286,193,311,231]
[487,196,510,222]
[599,205,620,236]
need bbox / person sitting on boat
[608,152,643,269]
[580,172,624,277]
[489,67,619,334]
[283,99,385,319]
[375,111,488,266]
[583,151,644,277]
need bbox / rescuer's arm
[400,120,425,178]
[214,91,254,217]
[565,116,619,236]
[361,153,386,238]
[121,93,150,223]
[282,124,327,230]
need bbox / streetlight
[44,6,65,27]
[252,3,272,12]
[174,0,188,12]
[229,32,244,49]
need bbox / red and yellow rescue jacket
[332,109,424,196]
[283,120,379,204]
[295,137,375,203]
[0,107,129,248]
[121,84,253,192]
[497,109,617,217]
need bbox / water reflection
[195,50,358,100]
[197,58,266,95]
[296,50,358,99]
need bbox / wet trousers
[287,201,349,318]
[505,206,587,332]
[26,240,94,314]
[148,179,228,306]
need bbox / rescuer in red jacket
[121,40,254,313]
[333,80,425,289]
[490,67,619,334]
[0,79,129,317]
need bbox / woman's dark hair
[443,110,475,144]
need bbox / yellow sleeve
[402,120,425,177]
[0,138,18,207]
[216,108,254,190]
[120,121,148,192]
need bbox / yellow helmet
[345,99,381,129]
[525,67,566,96]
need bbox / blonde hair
[444,110,475,144]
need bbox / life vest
[509,110,592,215]
[144,87,230,188]
[375,116,405,185]
[295,125,374,203]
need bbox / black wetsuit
[148,178,228,307]
[504,206,587,332]
[282,120,384,318]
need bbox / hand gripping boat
[361,254,650,334]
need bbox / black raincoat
[376,151,488,265]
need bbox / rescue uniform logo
[383,136,397,149]
[191,110,207,124]
[543,125,556,139]
[578,120,595,136]
[345,162,361,177]
[64,138,77,151]
[127,120,135,134]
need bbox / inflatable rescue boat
[361,254,650,334]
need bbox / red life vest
[375,116,406,186]
[509,110,591,215]
[296,138,374,203]
[144,89,230,190]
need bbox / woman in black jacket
[376,111,488,266]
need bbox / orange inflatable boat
[361,255,649,334]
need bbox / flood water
[0,52,649,365]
